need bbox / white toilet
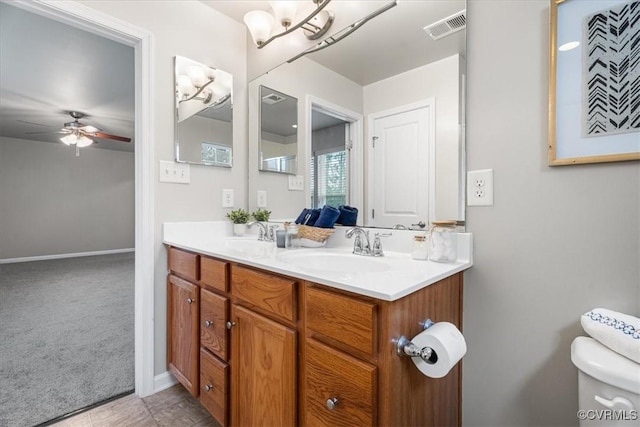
[571,336,640,426]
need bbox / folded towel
[336,205,358,226]
[314,205,340,228]
[581,308,640,363]
[295,208,310,225]
[304,208,321,226]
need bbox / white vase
[233,223,246,236]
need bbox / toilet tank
[571,337,640,426]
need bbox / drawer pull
[226,321,236,330]
[204,384,214,392]
[186,297,195,304]
[204,320,213,327]
[326,397,339,411]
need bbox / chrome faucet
[345,227,370,255]
[247,221,274,242]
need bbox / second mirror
[259,85,298,174]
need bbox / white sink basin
[223,237,275,258]
[277,250,391,274]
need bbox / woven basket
[285,223,335,243]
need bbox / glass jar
[411,235,428,260]
[428,221,457,263]
[285,224,301,249]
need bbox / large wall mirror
[248,1,466,228]
[175,55,234,167]
[259,85,298,174]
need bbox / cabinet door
[230,305,296,427]
[168,275,199,397]
[304,339,377,427]
[200,289,228,360]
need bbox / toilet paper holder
[396,318,438,364]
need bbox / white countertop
[163,221,473,301]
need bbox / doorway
[0,0,155,415]
[366,99,436,229]
[306,96,364,215]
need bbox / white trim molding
[0,248,135,264]
[154,371,179,394]
[10,0,157,398]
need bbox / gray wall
[0,137,134,259]
[463,1,640,426]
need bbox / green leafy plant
[252,208,271,222]
[226,209,250,224]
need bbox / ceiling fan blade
[93,131,132,143]
[79,125,100,133]
[17,119,51,127]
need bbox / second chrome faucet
[345,227,390,257]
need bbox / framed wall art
[549,0,639,165]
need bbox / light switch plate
[159,161,190,184]
[288,175,304,191]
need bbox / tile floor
[50,385,220,427]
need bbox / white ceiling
[205,0,466,86]
[0,2,135,152]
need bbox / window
[311,149,346,208]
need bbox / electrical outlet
[257,191,267,208]
[467,169,493,206]
[288,175,304,191]
[222,189,234,208]
[159,161,190,184]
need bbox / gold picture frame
[548,0,639,166]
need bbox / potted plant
[252,208,271,222]
[227,209,250,236]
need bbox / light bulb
[244,10,274,46]
[177,75,195,97]
[188,65,207,87]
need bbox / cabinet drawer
[306,287,377,358]
[201,256,228,292]
[200,289,228,360]
[168,247,199,282]
[305,340,376,427]
[199,348,228,427]
[231,266,296,323]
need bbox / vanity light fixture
[244,0,334,49]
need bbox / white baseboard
[0,248,135,264]
[153,371,178,394]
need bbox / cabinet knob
[204,384,214,392]
[204,320,213,327]
[186,298,195,304]
[326,397,339,411]
[226,321,236,330]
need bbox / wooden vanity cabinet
[167,245,463,427]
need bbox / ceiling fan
[25,111,131,155]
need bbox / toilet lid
[571,336,640,395]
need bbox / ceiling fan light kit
[244,0,334,48]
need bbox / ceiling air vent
[423,10,466,41]
[262,93,285,104]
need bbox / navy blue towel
[295,208,310,224]
[304,208,321,226]
[314,205,340,228]
[337,205,358,226]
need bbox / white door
[368,100,435,229]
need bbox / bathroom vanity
[164,222,472,426]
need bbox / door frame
[305,95,364,219]
[366,99,436,227]
[13,0,156,397]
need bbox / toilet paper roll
[411,322,467,378]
